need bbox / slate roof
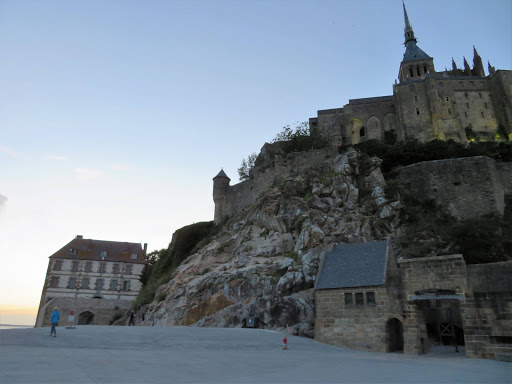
[214,169,230,179]
[49,237,146,264]
[315,241,388,290]
[403,41,431,62]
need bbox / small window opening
[113,264,120,274]
[448,109,452,115]
[424,65,427,73]
[360,127,365,137]
[446,96,449,102]
[459,81,464,87]
[409,84,415,91]
[110,279,118,291]
[366,292,376,306]
[484,102,488,109]
[414,96,418,103]
[345,293,353,306]
[416,67,421,76]
[69,248,77,256]
[125,265,133,275]
[122,280,130,291]
[53,260,62,271]
[355,292,364,306]
[81,278,90,290]
[409,68,414,77]
[131,253,137,260]
[479,92,482,98]
[470,81,475,87]
[50,276,60,288]
[71,261,79,272]
[96,278,104,290]
[85,261,92,272]
[464,92,468,99]
[68,277,77,289]
[416,108,420,115]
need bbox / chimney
[76,235,83,239]
[143,243,148,255]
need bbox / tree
[238,152,257,181]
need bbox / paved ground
[0,326,510,383]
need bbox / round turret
[213,169,231,224]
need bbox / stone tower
[398,1,435,83]
[213,169,230,224]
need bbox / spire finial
[402,1,417,46]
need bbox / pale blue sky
[1,0,511,324]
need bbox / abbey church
[309,3,512,145]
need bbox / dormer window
[131,253,137,260]
[101,251,107,261]
[69,249,77,256]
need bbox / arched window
[360,127,365,137]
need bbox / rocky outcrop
[138,148,404,336]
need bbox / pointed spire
[472,45,485,77]
[488,60,496,75]
[402,1,417,45]
[463,56,471,76]
[452,58,458,71]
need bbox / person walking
[128,311,135,326]
[50,307,60,337]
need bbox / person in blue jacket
[50,307,60,337]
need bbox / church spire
[403,1,417,45]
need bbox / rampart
[398,156,509,220]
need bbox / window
[68,277,77,289]
[122,280,131,291]
[414,96,418,103]
[100,251,107,260]
[53,260,62,271]
[481,112,485,118]
[125,265,133,275]
[110,279,118,291]
[409,84,415,91]
[459,81,464,87]
[470,81,475,87]
[345,293,353,306]
[96,279,104,290]
[409,68,413,78]
[445,96,450,102]
[355,292,364,306]
[416,67,421,76]
[423,65,427,74]
[416,108,420,115]
[479,92,482,98]
[50,276,60,288]
[464,92,468,99]
[98,263,106,273]
[484,102,488,109]
[69,248,77,256]
[504,73,508,79]
[448,109,452,115]
[360,127,365,137]
[81,278,90,290]
[85,262,93,272]
[366,292,376,306]
[71,261,79,272]
[113,264,120,274]
[438,82,444,87]
[131,253,137,260]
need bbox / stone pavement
[0,326,510,383]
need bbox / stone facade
[398,156,509,220]
[36,235,146,327]
[315,251,512,362]
[309,4,512,145]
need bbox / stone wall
[463,262,512,362]
[222,148,335,220]
[37,297,132,328]
[398,156,507,220]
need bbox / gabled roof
[50,237,146,264]
[315,240,388,290]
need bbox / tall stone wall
[398,156,507,220]
[464,262,512,361]
[222,148,335,220]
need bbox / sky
[1,0,511,325]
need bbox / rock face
[139,148,403,337]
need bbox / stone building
[35,235,146,327]
[315,240,512,362]
[309,3,512,145]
